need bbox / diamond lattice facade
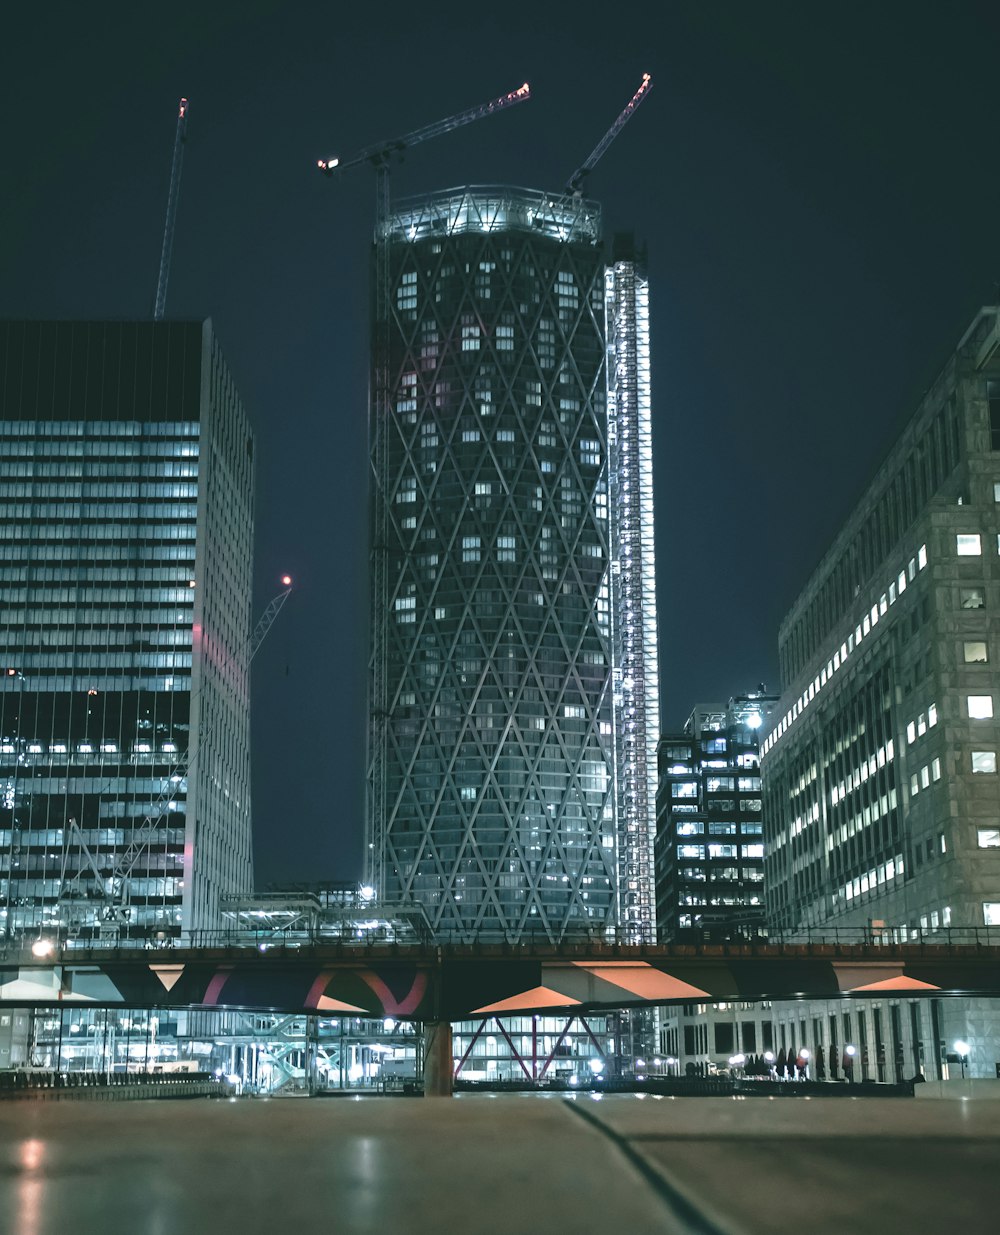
[366,187,658,941]
[0,321,254,941]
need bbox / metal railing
[3,922,999,962]
[0,1069,218,1094]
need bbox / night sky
[3,1,1000,885]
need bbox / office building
[0,320,254,941]
[760,307,1000,1076]
[366,188,659,942]
[761,306,1000,937]
[655,690,776,941]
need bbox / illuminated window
[965,641,989,663]
[957,534,982,556]
[977,829,1000,848]
[984,903,1000,926]
[961,587,985,609]
[972,751,996,774]
[969,695,994,719]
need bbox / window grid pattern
[368,191,624,942]
[606,259,658,941]
[0,322,253,941]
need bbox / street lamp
[763,1050,775,1078]
[954,1039,969,1080]
[844,1044,857,1083]
[31,936,55,959]
[798,1047,810,1080]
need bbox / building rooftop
[386,185,602,246]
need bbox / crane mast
[318,83,530,896]
[154,97,189,320]
[565,73,653,197]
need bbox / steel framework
[154,98,189,320]
[606,252,659,942]
[54,581,292,938]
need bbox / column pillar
[422,1021,453,1097]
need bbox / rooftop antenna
[154,97,189,320]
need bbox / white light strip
[762,543,927,756]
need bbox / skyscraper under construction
[366,188,659,942]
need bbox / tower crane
[318,82,530,228]
[318,83,530,895]
[564,73,653,197]
[56,577,294,939]
[154,97,189,320]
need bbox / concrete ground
[1,1093,998,1234]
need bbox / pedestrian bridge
[3,938,999,1020]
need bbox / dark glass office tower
[367,188,658,941]
[0,321,254,941]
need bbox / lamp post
[954,1039,969,1080]
[844,1043,857,1083]
[764,1050,775,1079]
[797,1047,810,1080]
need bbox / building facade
[761,307,1000,938]
[655,690,776,941]
[0,320,254,941]
[366,187,658,941]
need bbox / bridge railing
[3,922,1000,961]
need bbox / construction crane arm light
[565,73,653,196]
[317,82,530,177]
[154,96,190,321]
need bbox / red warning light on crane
[281,575,292,587]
